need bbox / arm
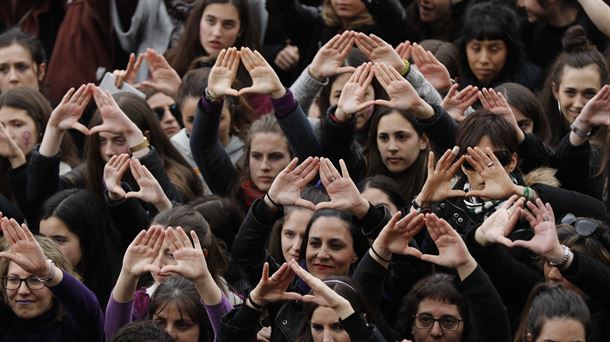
[416,104,459,153]
[289,66,328,114]
[576,0,610,37]
[531,183,606,221]
[562,252,610,309]
[321,108,367,181]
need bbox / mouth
[208,40,223,50]
[15,300,35,305]
[313,263,333,271]
[475,68,494,76]
[385,157,403,164]
[258,176,274,183]
[288,253,299,261]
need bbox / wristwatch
[547,245,573,268]
[569,122,591,138]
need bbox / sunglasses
[152,103,182,122]
[462,150,511,171]
[560,213,599,237]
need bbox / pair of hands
[0,216,51,280]
[267,156,370,219]
[103,154,171,212]
[208,47,286,100]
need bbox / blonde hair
[321,0,373,28]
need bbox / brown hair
[321,0,373,28]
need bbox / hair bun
[562,25,591,53]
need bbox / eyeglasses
[414,314,462,331]
[560,213,599,237]
[152,103,181,122]
[2,276,46,290]
[462,150,511,171]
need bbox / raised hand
[479,88,524,142]
[395,40,413,60]
[512,199,564,263]
[411,43,452,93]
[464,146,518,200]
[249,262,303,307]
[335,62,375,121]
[474,195,524,247]
[274,43,300,72]
[0,218,48,277]
[103,153,130,200]
[308,31,356,81]
[125,158,172,212]
[315,158,370,219]
[415,147,466,208]
[239,47,286,99]
[48,84,93,135]
[442,84,478,122]
[137,49,182,99]
[372,211,425,263]
[90,87,145,147]
[421,214,477,279]
[0,123,25,168]
[113,52,144,88]
[121,226,164,277]
[161,227,210,281]
[354,33,403,73]
[207,47,240,99]
[373,62,434,119]
[266,157,320,210]
[575,84,610,127]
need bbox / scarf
[462,174,519,219]
[241,180,265,208]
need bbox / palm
[273,174,306,205]
[520,222,558,255]
[131,178,164,203]
[103,166,126,197]
[387,81,422,111]
[434,235,469,268]
[338,83,368,115]
[149,69,180,95]
[2,236,46,275]
[169,248,207,280]
[418,63,451,92]
[51,103,86,130]
[97,105,130,134]
[315,51,344,76]
[476,176,514,199]
[249,66,277,94]
[324,179,362,211]
[209,67,237,97]
[581,101,610,126]
[125,245,159,275]
[369,47,402,72]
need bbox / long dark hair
[0,27,46,87]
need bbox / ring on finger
[487,162,494,167]
[329,176,336,183]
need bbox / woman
[0,217,104,340]
[0,27,46,93]
[39,189,121,309]
[358,175,405,215]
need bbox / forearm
[406,67,443,107]
[39,125,65,157]
[289,66,328,114]
[577,0,610,37]
[273,90,322,159]
[194,275,223,306]
[111,271,140,303]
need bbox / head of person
[148,276,212,342]
[358,175,405,215]
[322,0,373,29]
[457,2,525,87]
[0,236,77,321]
[0,86,50,156]
[151,206,229,285]
[516,0,577,24]
[168,0,260,76]
[495,82,550,143]
[416,0,453,25]
[365,107,429,203]
[516,283,590,342]
[299,209,369,279]
[269,186,330,263]
[539,25,608,144]
[236,115,292,193]
[190,194,244,249]
[456,110,519,193]
[419,39,462,82]
[300,276,373,342]
[111,320,173,342]
[0,28,46,92]
[177,68,211,136]
[146,92,182,139]
[397,273,469,342]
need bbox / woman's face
[0,43,43,92]
[361,187,398,214]
[461,135,517,192]
[199,3,241,56]
[281,209,313,262]
[39,216,83,267]
[553,64,601,124]
[5,262,54,320]
[0,106,38,155]
[249,132,291,192]
[310,306,350,342]
[411,298,464,342]
[153,302,200,342]
[466,39,507,85]
[147,93,181,138]
[152,236,177,284]
[530,318,585,342]
[306,216,356,279]
[330,0,368,19]
[98,132,130,162]
[330,73,374,130]
[510,105,534,134]
[180,96,198,136]
[418,0,452,24]
[376,111,428,173]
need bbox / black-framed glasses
[152,103,181,122]
[463,150,511,171]
[560,213,599,237]
[2,276,46,290]
[414,314,462,331]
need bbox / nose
[8,67,19,83]
[317,246,330,260]
[164,325,177,339]
[323,330,334,342]
[547,266,564,283]
[290,237,302,257]
[211,23,222,37]
[260,157,272,171]
[516,0,524,8]
[104,143,116,159]
[387,138,398,151]
[429,320,444,337]
[17,280,31,295]
[574,94,587,109]
[478,50,490,64]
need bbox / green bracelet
[523,186,533,202]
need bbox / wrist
[35,259,55,280]
[333,107,350,123]
[154,197,172,212]
[249,288,266,307]
[270,87,287,100]
[370,243,391,263]
[335,299,355,320]
[412,101,434,120]
[414,194,431,209]
[456,256,477,280]
[308,66,324,82]
[8,152,26,169]
[546,244,568,264]
[474,228,488,247]
[352,197,370,219]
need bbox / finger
[447,154,466,176]
[10,219,26,241]
[373,63,391,88]
[478,90,490,110]
[464,153,483,173]
[132,229,148,246]
[294,198,316,210]
[176,226,193,248]
[544,202,556,223]
[373,99,392,107]
[325,33,342,50]
[520,208,538,227]
[1,220,17,245]
[445,83,459,99]
[165,227,183,250]
[291,157,311,176]
[325,158,342,180]
[338,159,350,179]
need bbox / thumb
[420,254,442,265]
[141,264,161,275]
[373,99,392,107]
[294,199,315,210]
[159,265,181,275]
[71,122,90,135]
[238,87,256,96]
[314,201,335,211]
[124,191,143,200]
[496,237,514,248]
[465,190,485,198]
[511,240,533,251]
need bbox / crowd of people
[0,0,610,341]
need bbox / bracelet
[523,186,534,202]
[569,122,591,138]
[411,198,432,214]
[36,260,56,283]
[204,87,223,103]
[247,293,265,311]
[265,193,280,208]
[370,246,391,263]
[547,245,573,268]
[129,137,149,153]
[400,59,411,77]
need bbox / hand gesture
[267,157,320,210]
[575,84,610,126]
[415,148,466,207]
[137,49,182,99]
[372,211,425,260]
[0,123,25,163]
[90,87,143,143]
[125,158,172,212]
[354,33,403,73]
[395,41,413,60]
[474,195,524,247]
[48,84,93,135]
[315,158,369,217]
[0,218,48,277]
[412,43,451,93]
[309,31,356,81]
[207,47,240,98]
[421,214,476,277]
[274,43,300,72]
[161,227,210,282]
[239,47,286,99]
[464,146,517,200]
[249,262,303,306]
[442,84,478,122]
[373,62,433,118]
[113,52,144,88]
[103,153,130,200]
[512,199,563,261]
[478,88,524,142]
[121,226,164,277]
[335,62,375,120]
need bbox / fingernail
[451,146,459,155]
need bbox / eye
[563,89,576,97]
[205,17,216,25]
[5,276,20,286]
[26,277,43,288]
[223,21,236,29]
[250,152,262,160]
[311,323,323,332]
[52,237,68,245]
[395,132,410,142]
[377,133,389,142]
[283,230,295,238]
[175,320,196,331]
[330,241,345,250]
[418,314,434,324]
[584,90,597,99]
[330,323,344,332]
[308,239,321,248]
[0,65,8,73]
[269,153,285,161]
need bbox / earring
[557,100,562,114]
